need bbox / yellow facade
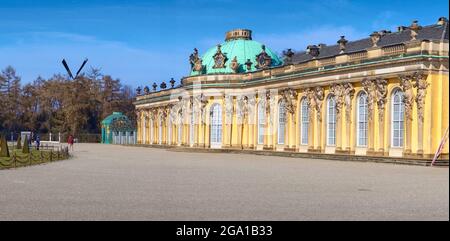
[134,24,449,160]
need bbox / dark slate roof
[291,22,449,64]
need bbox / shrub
[0,135,10,157]
[16,135,22,149]
[22,135,30,154]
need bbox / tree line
[0,66,135,137]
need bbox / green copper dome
[190,29,282,76]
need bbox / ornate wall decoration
[236,95,248,123]
[370,31,381,47]
[189,48,199,70]
[135,110,142,124]
[213,44,228,69]
[362,78,376,121]
[343,83,355,123]
[337,36,348,53]
[282,88,298,115]
[150,108,158,122]
[282,49,294,65]
[230,56,239,73]
[313,86,325,121]
[409,20,422,41]
[329,84,345,119]
[255,45,272,69]
[195,94,208,124]
[247,94,256,124]
[267,91,277,124]
[375,78,388,122]
[413,71,429,123]
[305,88,315,112]
[224,94,234,124]
[399,75,415,121]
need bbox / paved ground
[0,143,448,220]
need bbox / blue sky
[0,0,448,88]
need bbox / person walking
[68,134,74,151]
[36,135,40,150]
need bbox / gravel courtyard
[0,143,448,220]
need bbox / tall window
[158,116,162,144]
[357,92,368,147]
[150,119,154,144]
[210,104,222,145]
[278,100,286,144]
[178,114,182,145]
[300,98,309,145]
[327,96,336,146]
[142,117,146,144]
[190,112,194,145]
[391,89,404,148]
[168,118,172,145]
[258,102,265,144]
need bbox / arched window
[178,113,182,145]
[168,117,172,145]
[391,89,404,148]
[210,104,222,146]
[357,92,368,147]
[150,118,154,144]
[278,100,286,144]
[142,116,146,144]
[158,116,163,144]
[300,98,309,145]
[257,102,265,144]
[190,112,195,145]
[327,96,336,146]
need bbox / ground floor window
[210,104,222,146]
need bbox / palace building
[134,18,449,160]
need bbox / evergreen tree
[16,135,22,149]
[0,135,10,157]
[22,135,29,154]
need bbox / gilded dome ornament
[230,56,239,73]
[213,44,228,69]
[245,59,253,71]
[255,45,272,69]
[193,58,204,72]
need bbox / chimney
[397,26,407,32]
[307,45,320,58]
[437,17,448,25]
[378,30,391,36]
[318,43,327,49]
